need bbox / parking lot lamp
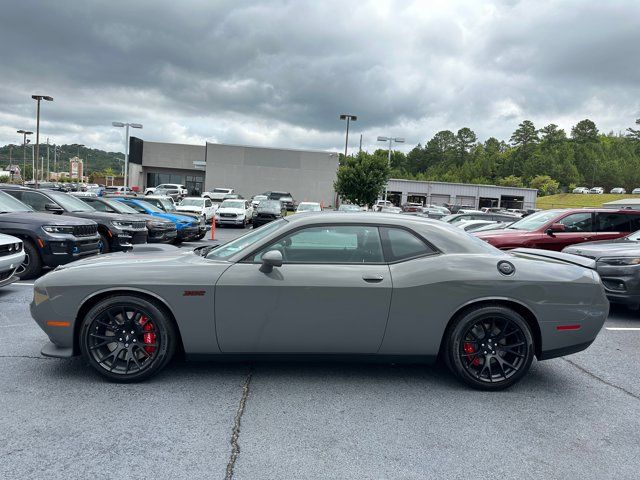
[17,130,33,184]
[377,136,404,202]
[339,114,357,159]
[31,95,53,189]
[112,122,143,188]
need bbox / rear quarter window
[381,227,437,262]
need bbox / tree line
[338,118,640,201]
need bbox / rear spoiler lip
[509,247,596,270]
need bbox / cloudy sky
[0,0,639,154]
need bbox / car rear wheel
[79,295,177,382]
[16,240,42,279]
[444,305,534,391]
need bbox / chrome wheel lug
[119,338,122,341]
[125,343,128,347]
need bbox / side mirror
[260,250,283,273]
[45,203,64,213]
[545,223,565,235]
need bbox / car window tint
[19,191,51,211]
[558,213,594,232]
[252,225,383,264]
[127,202,147,213]
[382,227,436,261]
[597,213,632,232]
[87,200,112,212]
[205,199,212,207]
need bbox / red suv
[474,208,640,251]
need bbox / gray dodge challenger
[30,213,608,390]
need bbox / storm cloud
[0,0,639,153]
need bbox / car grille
[127,221,146,230]
[73,224,98,237]
[0,243,22,257]
[220,213,237,218]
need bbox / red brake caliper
[463,342,480,366]
[139,315,157,354]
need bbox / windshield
[506,209,562,231]
[0,190,34,213]
[180,198,204,207]
[338,204,360,211]
[258,200,281,211]
[47,190,95,212]
[104,199,138,214]
[221,200,245,209]
[135,200,164,213]
[155,198,175,211]
[206,219,285,260]
[213,188,231,193]
[269,192,291,200]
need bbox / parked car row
[573,186,640,194]
[0,184,208,280]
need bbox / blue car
[114,198,201,242]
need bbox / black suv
[79,197,177,243]
[253,200,286,228]
[263,191,295,211]
[0,189,100,278]
[0,186,148,253]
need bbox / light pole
[338,114,357,159]
[77,144,85,181]
[17,130,33,184]
[377,136,405,202]
[112,122,142,188]
[31,95,53,189]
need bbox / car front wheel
[444,305,534,390]
[79,295,177,382]
[16,240,42,279]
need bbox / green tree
[509,120,539,176]
[529,175,560,196]
[334,152,390,207]
[571,119,599,143]
[455,127,477,165]
[627,118,640,142]
[497,175,524,188]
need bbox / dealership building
[127,137,536,209]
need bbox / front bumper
[41,234,101,268]
[177,225,200,240]
[595,264,640,305]
[109,228,148,251]
[148,227,178,243]
[217,216,246,225]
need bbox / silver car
[0,233,25,287]
[31,213,608,390]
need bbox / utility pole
[377,136,405,203]
[338,114,357,159]
[17,130,33,184]
[31,94,53,189]
[46,138,50,181]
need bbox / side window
[381,227,436,262]
[597,213,631,232]
[558,213,594,232]
[251,225,384,264]
[20,191,51,211]
[90,201,113,213]
[127,202,147,214]
[205,199,212,208]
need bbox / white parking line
[12,283,34,286]
[0,323,30,328]
[605,327,640,331]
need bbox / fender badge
[183,290,206,296]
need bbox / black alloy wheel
[445,305,534,390]
[79,295,176,382]
[98,232,110,254]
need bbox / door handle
[362,274,384,282]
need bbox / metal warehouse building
[127,137,536,209]
[386,179,538,210]
[128,138,339,204]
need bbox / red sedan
[474,208,640,251]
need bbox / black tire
[196,232,206,240]
[79,295,177,383]
[17,239,42,280]
[444,305,534,391]
[99,232,110,254]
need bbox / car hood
[217,207,245,214]
[0,211,97,226]
[69,211,132,223]
[564,241,640,259]
[176,205,203,212]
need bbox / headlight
[111,221,132,229]
[42,225,74,234]
[598,257,640,266]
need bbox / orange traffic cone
[211,216,216,240]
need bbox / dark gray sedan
[564,231,640,307]
[31,213,608,390]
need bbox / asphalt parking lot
[1,226,639,480]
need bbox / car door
[215,224,392,353]
[532,212,596,250]
[595,212,640,241]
